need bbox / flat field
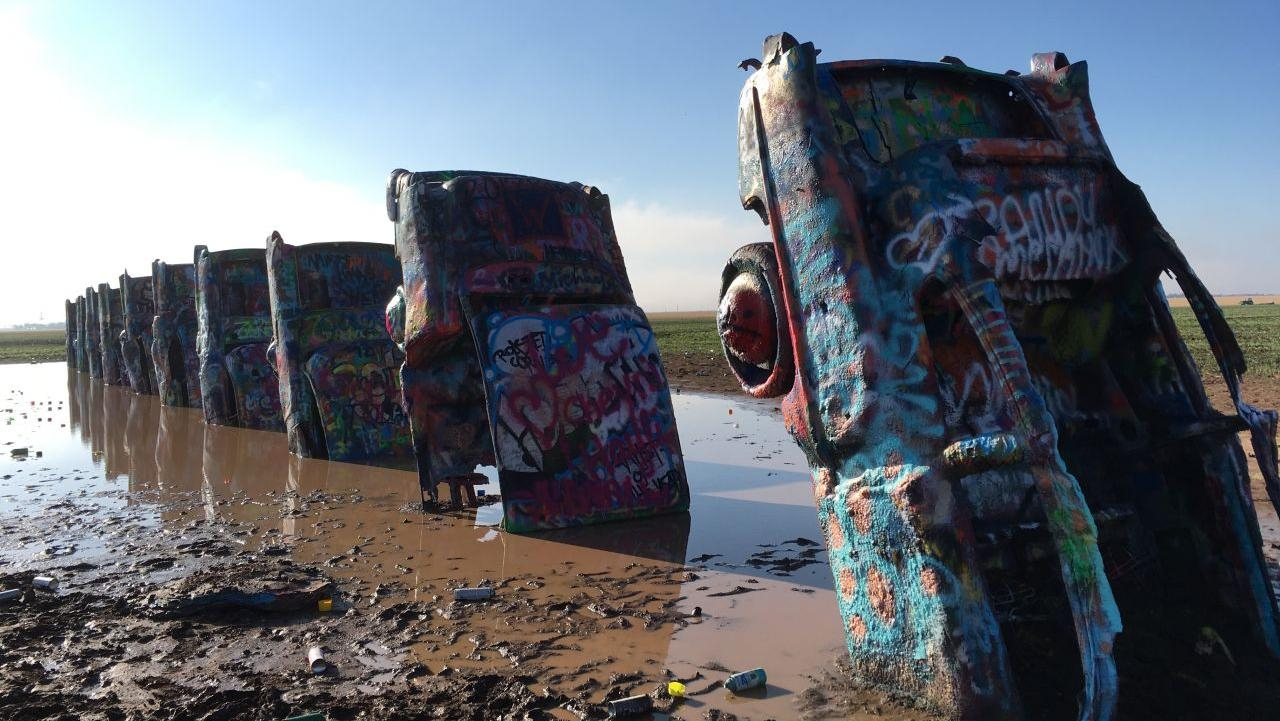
[0,329,64,364]
[652,303,1280,395]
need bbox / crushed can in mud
[723,32,1280,720]
[384,170,689,531]
[724,668,767,693]
[265,234,412,465]
[151,260,203,409]
[606,694,653,717]
[194,246,283,431]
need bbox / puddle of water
[0,362,845,718]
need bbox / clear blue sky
[2,0,1277,324]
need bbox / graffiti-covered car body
[96,284,128,386]
[385,169,689,532]
[722,33,1280,720]
[195,246,283,431]
[151,261,202,409]
[74,295,90,373]
[266,234,412,464]
[120,272,158,395]
[65,298,80,368]
[83,287,102,378]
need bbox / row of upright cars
[55,33,1280,719]
[64,169,692,534]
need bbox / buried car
[720,33,1280,720]
[83,286,102,378]
[97,283,129,386]
[195,246,283,431]
[385,169,688,531]
[151,260,203,409]
[266,234,412,464]
[120,271,158,395]
[65,298,80,369]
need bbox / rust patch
[839,566,858,602]
[847,486,874,534]
[867,565,896,624]
[848,613,868,642]
[920,566,942,596]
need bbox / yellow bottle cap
[667,681,686,698]
[317,598,333,613]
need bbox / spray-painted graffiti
[97,284,129,386]
[725,34,1280,720]
[386,170,688,529]
[65,298,80,368]
[266,234,412,463]
[195,246,283,431]
[473,305,686,531]
[120,272,158,395]
[83,287,102,378]
[151,261,203,409]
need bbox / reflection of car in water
[125,392,160,495]
[152,260,203,409]
[154,404,206,514]
[101,385,132,481]
[721,33,1280,720]
[194,246,283,431]
[68,367,88,444]
[120,272,158,395]
[265,235,412,465]
[200,422,291,521]
[384,169,689,531]
[97,284,129,387]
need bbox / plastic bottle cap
[667,681,686,698]
[317,598,333,613]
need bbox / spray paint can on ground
[606,694,653,717]
[453,587,495,601]
[307,647,327,674]
[0,589,20,602]
[724,668,767,693]
[33,576,59,591]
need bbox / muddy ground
[4,360,1280,720]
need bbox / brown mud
[0,364,931,721]
[664,351,742,396]
[2,361,1280,719]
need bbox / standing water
[0,363,893,719]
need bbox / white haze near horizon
[0,7,1258,330]
[0,7,759,328]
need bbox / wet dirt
[0,364,930,721]
[664,352,742,396]
[3,362,1280,720]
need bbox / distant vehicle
[721,32,1280,720]
[385,170,689,530]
